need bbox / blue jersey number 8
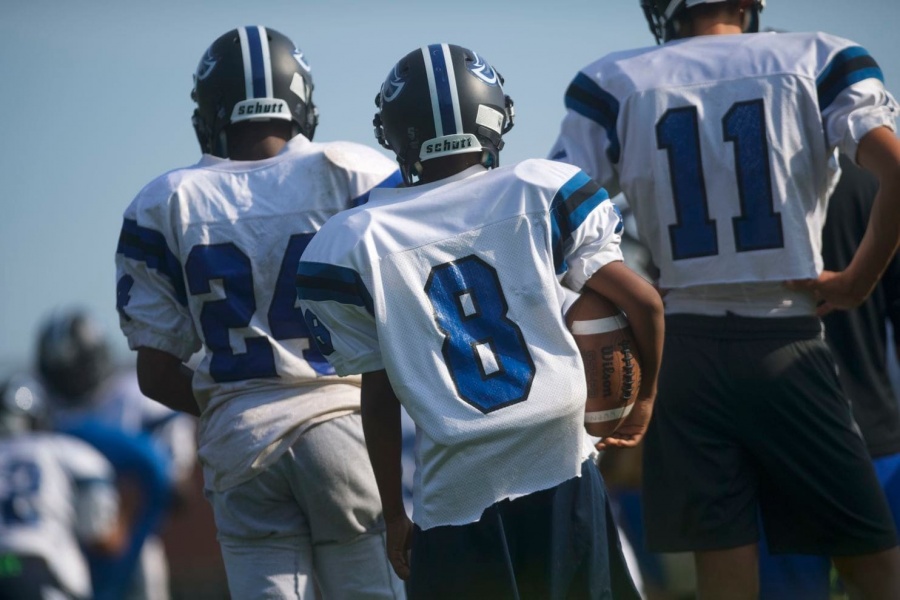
[426,255,535,413]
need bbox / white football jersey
[297,160,624,529]
[0,433,118,598]
[116,135,401,491]
[551,32,898,312]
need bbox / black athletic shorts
[407,459,640,600]
[643,313,898,556]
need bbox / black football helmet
[374,44,515,185]
[0,374,46,437]
[641,0,765,44]
[36,309,113,402]
[191,25,318,157]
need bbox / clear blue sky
[2,0,898,372]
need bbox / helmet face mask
[640,0,766,44]
[374,44,515,185]
[191,26,318,158]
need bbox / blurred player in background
[759,155,900,598]
[297,42,664,598]
[550,0,900,598]
[36,308,196,600]
[819,155,900,531]
[0,373,126,600]
[114,25,404,599]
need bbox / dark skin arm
[788,126,900,314]
[136,347,201,417]
[583,260,665,450]
[361,369,412,580]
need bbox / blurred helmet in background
[36,309,113,402]
[0,373,47,436]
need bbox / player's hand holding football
[583,260,664,452]
[595,383,656,451]
[385,512,413,580]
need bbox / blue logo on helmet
[293,48,311,73]
[468,52,499,86]
[382,64,406,102]
[196,47,218,81]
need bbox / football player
[114,26,405,599]
[0,374,125,600]
[296,43,664,598]
[36,308,193,600]
[549,1,900,598]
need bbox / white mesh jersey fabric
[298,158,624,528]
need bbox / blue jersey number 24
[185,233,334,382]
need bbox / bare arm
[361,369,412,580]
[584,260,665,448]
[136,347,200,417]
[789,127,900,313]
[852,127,900,298]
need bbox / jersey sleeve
[549,69,623,197]
[817,39,899,161]
[549,168,625,293]
[115,179,202,361]
[296,245,383,376]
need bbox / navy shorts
[408,459,640,600]
[642,314,897,556]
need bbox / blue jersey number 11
[657,99,784,261]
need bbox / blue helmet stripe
[244,26,268,98]
[427,44,458,136]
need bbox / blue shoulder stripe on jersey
[245,26,267,98]
[549,172,614,275]
[564,73,621,164]
[817,46,883,112]
[117,219,187,306]
[296,261,374,315]
[428,44,457,135]
[351,169,404,207]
